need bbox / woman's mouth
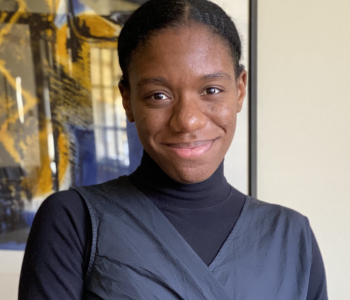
[164,139,217,158]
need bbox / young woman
[19,0,327,299]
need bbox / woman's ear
[119,82,135,122]
[236,69,247,113]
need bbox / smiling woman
[119,24,247,183]
[19,0,327,299]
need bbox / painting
[0,0,147,251]
[0,0,255,253]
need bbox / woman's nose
[169,95,207,133]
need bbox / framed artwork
[0,0,148,252]
[0,0,257,271]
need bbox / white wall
[0,251,23,299]
[257,0,350,299]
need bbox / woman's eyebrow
[136,73,232,88]
[201,72,233,81]
[137,76,168,87]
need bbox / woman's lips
[164,139,217,158]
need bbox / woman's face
[120,24,247,184]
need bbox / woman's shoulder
[41,189,86,209]
[20,190,91,299]
[245,197,311,228]
[248,197,307,215]
[34,189,91,239]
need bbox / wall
[0,252,23,299]
[257,0,350,299]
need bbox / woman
[19,0,327,299]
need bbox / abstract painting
[0,0,146,250]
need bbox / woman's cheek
[207,102,236,129]
[135,112,163,140]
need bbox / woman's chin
[161,162,219,184]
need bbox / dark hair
[118,0,243,86]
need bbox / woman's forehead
[140,24,232,57]
[128,25,236,81]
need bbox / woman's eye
[152,93,168,100]
[202,88,221,95]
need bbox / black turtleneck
[19,152,327,300]
[129,152,245,265]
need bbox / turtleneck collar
[128,151,231,209]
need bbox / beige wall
[0,251,23,299]
[257,0,350,298]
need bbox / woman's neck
[128,151,231,209]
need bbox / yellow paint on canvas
[35,123,54,195]
[78,14,122,38]
[57,129,69,185]
[0,0,128,199]
[55,24,70,73]
[44,0,55,14]
[0,12,8,23]
[0,0,27,46]
[0,61,39,164]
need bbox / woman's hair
[118,0,243,87]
